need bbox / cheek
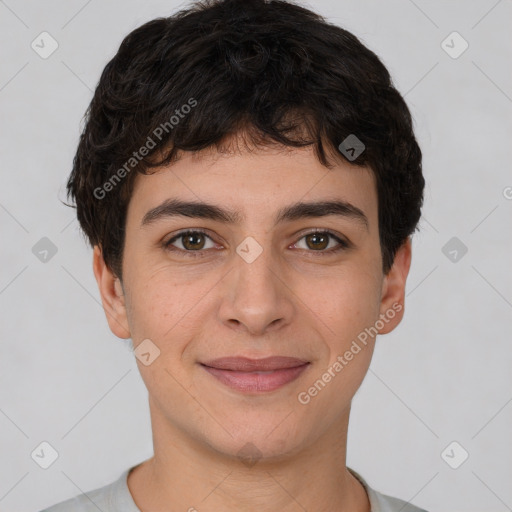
[125,273,205,393]
[305,267,383,342]
[124,264,227,374]
[124,264,199,343]
[294,273,381,419]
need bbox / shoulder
[37,468,134,512]
[370,488,430,512]
[348,467,430,512]
[38,484,113,512]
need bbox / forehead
[126,143,378,228]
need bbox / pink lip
[200,356,310,393]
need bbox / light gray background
[1,1,511,511]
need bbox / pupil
[308,233,328,250]
[185,233,204,250]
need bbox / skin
[93,137,411,512]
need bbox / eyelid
[292,228,350,250]
[163,228,350,255]
[164,228,217,251]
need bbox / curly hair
[65,0,424,280]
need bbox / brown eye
[304,232,329,250]
[182,232,206,250]
[293,230,349,254]
[164,230,216,254]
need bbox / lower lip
[201,364,310,393]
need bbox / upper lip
[200,356,309,372]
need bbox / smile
[199,356,311,393]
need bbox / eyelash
[163,229,350,258]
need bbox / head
[66,0,423,462]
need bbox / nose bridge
[236,237,277,295]
[219,234,292,334]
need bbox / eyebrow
[141,198,369,230]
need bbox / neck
[127,400,370,512]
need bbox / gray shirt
[39,466,428,512]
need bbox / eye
[163,228,350,258]
[292,230,349,254]
[163,229,218,256]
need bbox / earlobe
[92,245,131,339]
[378,239,412,335]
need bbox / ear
[92,245,131,339]
[377,238,412,335]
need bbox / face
[93,140,411,462]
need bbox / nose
[217,242,295,337]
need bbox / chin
[198,416,310,466]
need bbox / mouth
[199,356,310,393]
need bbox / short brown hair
[65,0,424,279]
